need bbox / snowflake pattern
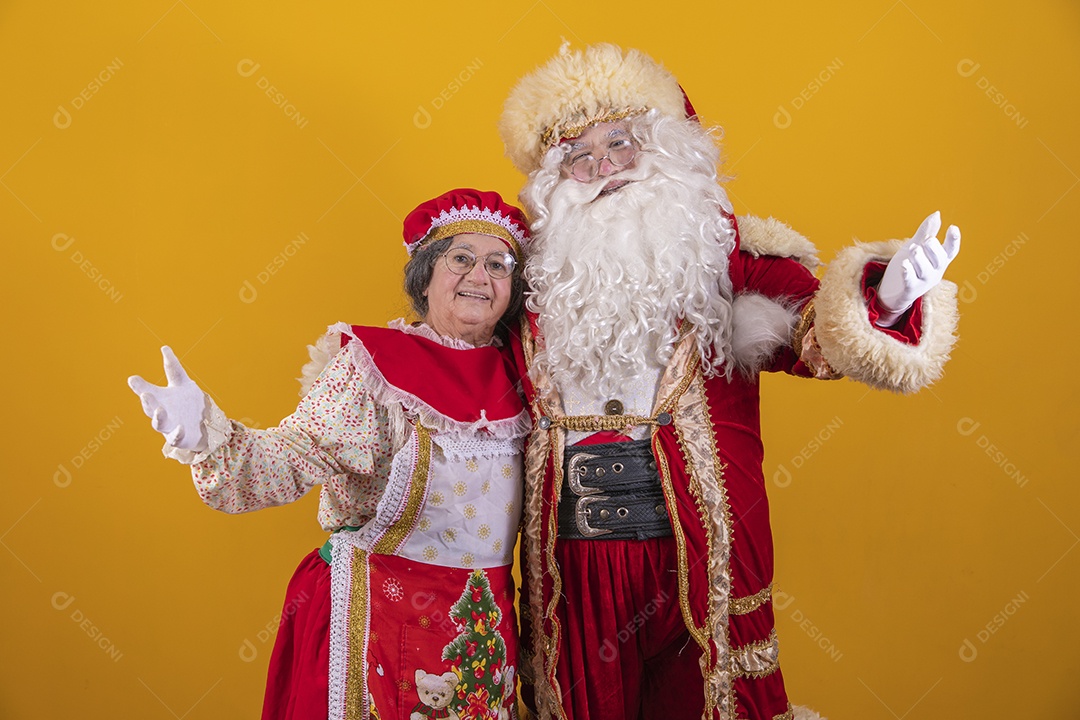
[382,578,404,602]
[418,517,432,532]
[477,525,491,540]
[423,546,439,561]
[465,458,478,472]
[461,553,475,567]
[443,528,458,543]
[493,539,503,554]
[463,505,477,520]
[481,480,491,495]
[453,480,468,497]
[501,464,512,479]
[429,491,445,507]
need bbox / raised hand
[128,346,209,451]
[876,211,961,327]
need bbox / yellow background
[3,1,1078,717]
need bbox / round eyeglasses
[441,247,517,279]
[563,137,639,182]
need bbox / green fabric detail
[319,526,361,564]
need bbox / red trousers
[552,537,706,720]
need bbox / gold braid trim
[345,547,370,720]
[730,583,773,616]
[730,629,781,680]
[550,413,660,433]
[792,300,816,359]
[791,299,843,380]
[424,220,522,257]
[773,705,795,720]
[372,424,432,555]
[518,316,570,719]
[540,107,645,150]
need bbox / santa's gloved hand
[875,211,961,327]
[128,346,209,451]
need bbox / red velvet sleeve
[861,262,922,345]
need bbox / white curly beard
[521,110,737,401]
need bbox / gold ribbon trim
[730,583,773,616]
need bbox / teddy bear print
[411,668,459,720]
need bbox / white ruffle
[328,322,531,442]
[161,395,232,465]
[386,318,502,349]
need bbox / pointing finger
[128,375,156,397]
[943,225,961,261]
[913,211,942,244]
[161,346,191,386]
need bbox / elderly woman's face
[424,233,516,346]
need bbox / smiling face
[560,121,639,197]
[423,232,516,346]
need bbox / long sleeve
[191,346,395,529]
[731,215,959,391]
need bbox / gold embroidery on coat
[731,583,774,616]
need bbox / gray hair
[403,237,525,335]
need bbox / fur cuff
[730,293,800,376]
[814,240,959,394]
[793,706,827,720]
[737,215,820,271]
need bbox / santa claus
[499,44,960,720]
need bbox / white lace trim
[404,205,528,255]
[430,433,523,462]
[328,534,368,720]
[344,431,422,554]
[386,318,502,349]
[327,322,531,442]
[161,395,232,465]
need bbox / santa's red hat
[402,188,530,257]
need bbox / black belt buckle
[559,440,671,541]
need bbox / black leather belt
[557,439,672,541]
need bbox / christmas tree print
[442,569,509,719]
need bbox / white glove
[875,211,961,327]
[128,346,209,451]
